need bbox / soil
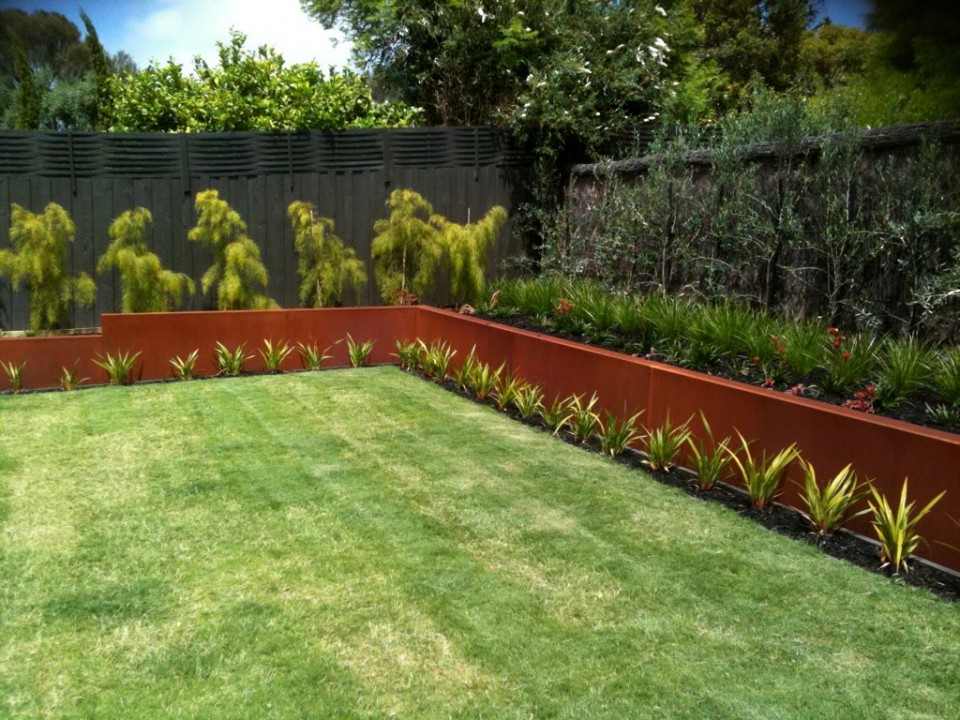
[480,312,960,436]
[415,370,960,603]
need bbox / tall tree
[79,10,112,130]
[11,44,41,129]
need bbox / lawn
[1,367,958,719]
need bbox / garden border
[1,304,957,572]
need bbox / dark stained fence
[0,128,527,330]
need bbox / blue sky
[5,0,872,72]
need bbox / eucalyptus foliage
[188,189,275,310]
[99,207,195,313]
[0,203,95,331]
[288,201,367,307]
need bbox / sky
[2,0,353,70]
[3,0,872,73]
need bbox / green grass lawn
[1,367,958,719]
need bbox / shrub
[260,339,294,372]
[643,415,693,472]
[214,342,251,376]
[797,461,870,539]
[60,365,87,391]
[93,351,141,385]
[436,205,508,307]
[598,411,644,457]
[0,203,95,331]
[288,201,367,307]
[867,480,945,575]
[170,349,199,380]
[875,336,932,408]
[297,341,333,371]
[99,207,194,312]
[188,189,275,309]
[566,393,601,444]
[1,360,26,393]
[345,334,374,367]
[725,433,801,511]
[686,413,732,491]
[512,383,544,420]
[371,189,444,304]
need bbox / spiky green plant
[598,411,644,457]
[1,360,26,393]
[868,480,945,575]
[345,334,375,367]
[288,201,367,307]
[0,203,95,331]
[188,189,275,310]
[170,349,199,380]
[260,339,294,372]
[933,348,960,406]
[393,339,422,371]
[566,393,601,444]
[93,351,141,385]
[372,189,444,304]
[876,336,932,408]
[643,415,693,471]
[797,461,870,539]
[435,205,508,306]
[419,339,457,381]
[451,346,480,390]
[686,413,732,491]
[59,365,87,391]
[470,362,502,401]
[512,383,544,420]
[493,372,522,411]
[297,342,333,371]
[925,402,960,427]
[98,207,194,312]
[214,342,251,376]
[540,395,572,435]
[724,433,801,511]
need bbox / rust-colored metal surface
[1,305,958,571]
[416,306,960,572]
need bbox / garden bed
[2,369,959,718]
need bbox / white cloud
[120,0,352,72]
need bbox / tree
[10,44,41,129]
[0,203,95,331]
[288,201,367,307]
[79,10,112,129]
[371,189,444,303]
[109,32,419,132]
[187,190,275,310]
[98,208,195,313]
[434,206,508,307]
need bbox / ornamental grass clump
[288,201,366,307]
[93,351,141,386]
[419,339,457,381]
[598,411,644,457]
[0,203,95,331]
[685,413,732,491]
[260,339,294,373]
[494,372,522,411]
[59,365,87,391]
[797,461,870,539]
[566,393,601,444]
[642,415,692,471]
[188,189,275,310]
[933,348,960,406]
[875,336,933,408]
[451,346,480,391]
[345,334,375,367]
[214,342,251,376]
[540,395,572,435]
[725,433,801,511]
[170,349,199,380]
[512,383,544,420]
[99,207,194,312]
[867,479,945,575]
[393,340,421,371]
[1,360,26,393]
[470,362,502,401]
[297,341,333,371]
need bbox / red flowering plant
[843,384,877,413]
[555,298,574,316]
[822,327,879,396]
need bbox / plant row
[2,187,506,333]
[0,335,377,392]
[396,337,947,578]
[484,277,960,432]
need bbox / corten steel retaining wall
[414,307,960,573]
[1,305,958,571]
[0,128,525,330]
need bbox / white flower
[477,6,490,23]
[655,4,667,16]
[654,37,670,52]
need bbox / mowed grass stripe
[0,368,958,719]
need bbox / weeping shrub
[288,201,366,307]
[435,205,508,307]
[0,203,95,331]
[99,207,195,312]
[188,189,275,309]
[371,189,443,304]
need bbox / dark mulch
[416,370,960,602]
[482,312,960,436]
